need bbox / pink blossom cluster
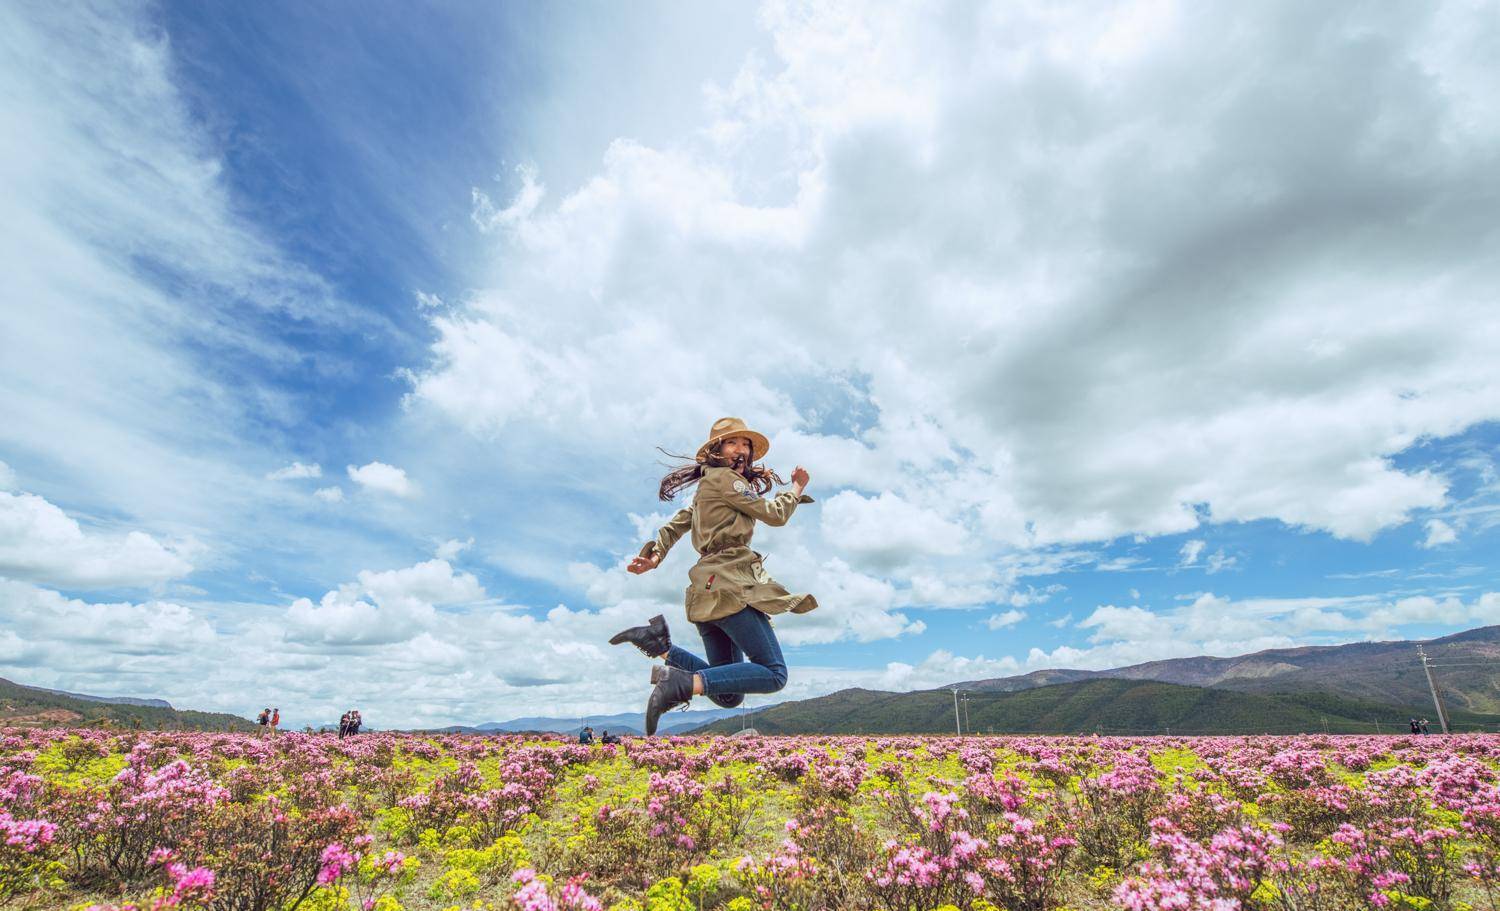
[7,726,1500,910]
[0,809,56,853]
[511,867,603,911]
[1116,817,1287,910]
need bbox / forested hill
[0,677,255,732]
[955,625,1500,713]
[691,678,1500,736]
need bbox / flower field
[2,729,1498,911]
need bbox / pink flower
[316,842,357,885]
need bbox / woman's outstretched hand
[791,466,810,497]
[627,552,662,574]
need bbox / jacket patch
[732,479,756,499]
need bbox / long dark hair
[657,440,785,501]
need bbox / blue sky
[1,1,1498,729]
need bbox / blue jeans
[665,607,788,709]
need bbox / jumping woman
[610,417,818,735]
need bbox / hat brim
[697,429,771,462]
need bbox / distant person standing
[1409,718,1420,735]
[1420,718,1430,735]
[270,708,281,735]
[338,712,351,740]
[350,709,361,735]
[257,708,270,735]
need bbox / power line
[1417,646,1452,735]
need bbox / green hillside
[692,678,1500,736]
[957,626,1500,714]
[0,677,256,732]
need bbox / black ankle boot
[609,614,671,659]
[645,665,695,736]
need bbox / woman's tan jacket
[644,467,818,624]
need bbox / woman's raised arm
[628,505,694,573]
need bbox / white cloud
[0,490,194,589]
[820,490,968,569]
[0,461,14,491]
[285,559,482,647]
[764,556,926,646]
[347,462,414,498]
[1421,519,1457,549]
[985,609,1025,630]
[267,462,322,481]
[1009,584,1063,607]
[435,537,474,561]
[862,650,1021,693]
[1027,589,1500,671]
[358,559,485,609]
[905,571,1008,609]
[1179,539,1205,566]
[0,2,372,536]
[0,579,215,660]
[406,0,1498,560]
[313,486,345,503]
[1204,548,1237,574]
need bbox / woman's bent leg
[692,622,745,708]
[662,630,739,708]
[697,608,787,698]
[663,644,708,674]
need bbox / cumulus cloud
[1179,539,1205,566]
[1204,549,1237,574]
[285,559,484,647]
[267,462,322,481]
[0,579,214,659]
[347,462,414,497]
[1033,589,1500,671]
[820,491,968,569]
[0,490,194,589]
[313,486,345,503]
[435,537,474,561]
[406,0,1498,561]
[985,609,1025,630]
[1421,519,1457,548]
[1010,585,1063,607]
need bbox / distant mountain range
[22,684,173,709]
[955,625,1500,712]
[8,626,1494,737]
[0,677,255,732]
[693,626,1500,735]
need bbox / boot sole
[608,615,668,646]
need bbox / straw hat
[696,416,770,463]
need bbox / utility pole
[1418,646,1451,734]
[962,693,971,735]
[951,688,962,736]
